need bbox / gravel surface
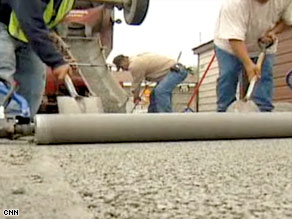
[0,139,93,219]
[2,138,291,219]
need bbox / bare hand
[52,63,71,80]
[133,97,141,104]
[260,31,276,45]
[244,62,261,82]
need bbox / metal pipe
[34,113,292,144]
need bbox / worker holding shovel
[0,0,75,117]
[214,0,292,112]
[113,53,188,113]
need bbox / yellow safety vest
[8,0,75,43]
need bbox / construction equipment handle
[186,53,216,109]
[64,74,79,98]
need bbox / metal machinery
[38,0,150,114]
[0,0,150,139]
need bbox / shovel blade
[227,100,260,113]
[57,96,104,114]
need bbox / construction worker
[113,53,188,113]
[0,0,75,117]
[214,0,292,112]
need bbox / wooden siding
[197,50,219,112]
[172,87,196,112]
[273,28,292,102]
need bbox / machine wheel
[123,0,149,25]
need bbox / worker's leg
[152,69,188,113]
[215,46,243,112]
[14,43,46,117]
[251,54,275,112]
[148,89,158,113]
[0,23,16,81]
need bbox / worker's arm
[262,2,292,44]
[260,20,289,44]
[229,39,260,81]
[269,20,289,35]
[132,81,142,104]
[131,71,145,104]
[9,0,68,71]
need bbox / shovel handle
[244,47,265,100]
[64,74,79,98]
[245,76,257,101]
[256,51,265,73]
[243,40,272,101]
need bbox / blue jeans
[215,46,275,112]
[0,23,46,117]
[148,68,188,113]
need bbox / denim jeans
[0,23,46,117]
[148,68,188,113]
[215,46,275,112]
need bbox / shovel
[57,74,104,114]
[227,76,260,112]
[227,40,272,113]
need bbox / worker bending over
[0,0,75,117]
[113,53,188,113]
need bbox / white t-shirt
[214,0,292,57]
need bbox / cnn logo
[3,209,19,217]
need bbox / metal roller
[34,113,292,144]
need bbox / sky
[107,0,224,67]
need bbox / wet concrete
[1,138,292,219]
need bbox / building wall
[273,28,292,102]
[197,50,219,112]
[172,86,196,112]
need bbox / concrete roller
[34,113,292,144]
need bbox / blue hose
[0,82,30,118]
